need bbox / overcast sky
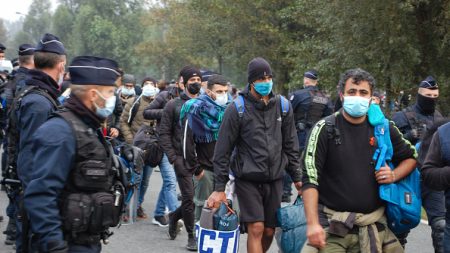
[0,0,59,22]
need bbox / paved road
[0,170,434,253]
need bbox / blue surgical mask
[367,103,385,126]
[253,81,273,96]
[121,88,135,96]
[142,85,159,97]
[94,90,116,118]
[342,96,370,118]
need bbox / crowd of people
[0,33,449,253]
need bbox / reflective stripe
[304,119,326,185]
[390,120,418,159]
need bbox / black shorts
[235,178,283,228]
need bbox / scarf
[64,94,103,129]
[180,94,226,143]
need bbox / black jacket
[213,86,302,191]
[159,92,194,176]
[143,87,178,132]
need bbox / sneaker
[167,213,178,240]
[4,234,15,245]
[167,213,183,240]
[137,206,148,220]
[186,237,198,251]
[152,216,168,227]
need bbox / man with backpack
[422,121,450,253]
[207,57,302,253]
[301,68,417,253]
[142,79,181,228]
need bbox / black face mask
[417,93,437,114]
[187,82,201,95]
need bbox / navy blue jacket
[24,117,75,250]
[16,70,59,186]
[289,86,333,121]
[289,86,333,148]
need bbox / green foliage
[3,0,449,114]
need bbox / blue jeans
[137,154,179,217]
[444,189,450,253]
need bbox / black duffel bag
[133,125,163,167]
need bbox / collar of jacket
[241,84,277,111]
[26,69,60,100]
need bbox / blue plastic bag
[276,196,307,253]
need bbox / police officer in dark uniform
[392,76,445,252]
[283,70,332,202]
[1,43,35,246]
[9,33,66,252]
[24,56,125,253]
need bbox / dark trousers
[172,175,195,237]
[444,189,450,253]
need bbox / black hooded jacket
[213,86,302,191]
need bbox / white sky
[0,0,59,22]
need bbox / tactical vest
[6,85,59,181]
[295,89,329,128]
[56,110,123,244]
[438,123,450,165]
[402,106,443,132]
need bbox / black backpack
[132,125,163,167]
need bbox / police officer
[283,70,332,202]
[10,33,66,252]
[24,56,124,253]
[392,76,445,252]
[1,43,35,246]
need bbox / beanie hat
[179,66,201,84]
[247,57,272,84]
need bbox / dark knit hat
[68,56,119,86]
[304,69,318,80]
[179,66,202,84]
[419,76,438,90]
[207,74,229,86]
[18,44,35,56]
[247,57,272,84]
[0,43,5,52]
[35,33,66,55]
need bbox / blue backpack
[370,111,421,234]
[233,94,289,118]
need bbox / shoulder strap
[279,95,289,117]
[128,96,142,125]
[233,95,245,118]
[324,112,341,145]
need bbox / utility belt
[60,183,124,245]
[295,121,312,132]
